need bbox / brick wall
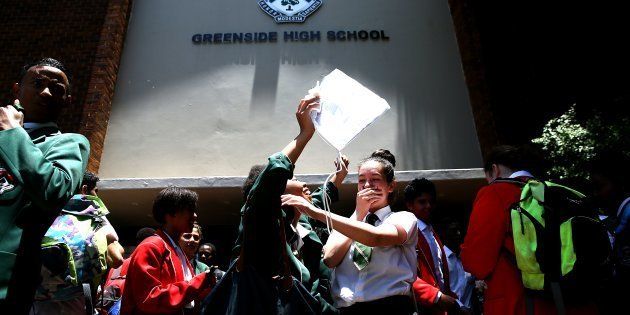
[0,0,131,172]
[447,0,498,159]
[79,0,131,172]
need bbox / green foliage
[532,104,630,183]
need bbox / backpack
[35,195,110,302]
[498,178,612,312]
[96,260,128,314]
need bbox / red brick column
[0,0,132,173]
[79,0,132,173]
[447,0,499,158]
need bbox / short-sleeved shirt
[332,206,418,307]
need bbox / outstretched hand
[281,194,319,219]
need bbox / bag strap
[492,177,529,187]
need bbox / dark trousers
[339,295,414,315]
[6,224,47,315]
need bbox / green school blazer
[233,152,339,314]
[0,126,89,299]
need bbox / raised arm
[281,96,319,164]
[234,96,320,268]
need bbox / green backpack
[500,179,611,313]
[35,195,109,302]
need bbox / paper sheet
[308,69,390,151]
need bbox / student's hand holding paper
[296,95,319,136]
[282,96,320,164]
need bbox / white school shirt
[163,231,195,309]
[444,246,474,308]
[417,219,445,293]
[331,206,418,308]
[509,170,533,178]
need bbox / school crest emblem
[0,168,16,195]
[258,0,322,23]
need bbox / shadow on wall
[393,0,483,170]
[250,44,280,116]
[113,34,480,170]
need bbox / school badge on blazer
[0,168,16,195]
[258,0,322,23]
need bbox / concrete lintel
[99,168,485,190]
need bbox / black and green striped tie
[352,213,379,270]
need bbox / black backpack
[496,178,612,314]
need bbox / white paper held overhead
[307,69,390,151]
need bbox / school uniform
[208,152,337,314]
[332,206,418,314]
[0,123,89,312]
[191,258,211,275]
[120,230,212,315]
[412,219,455,315]
[444,246,474,310]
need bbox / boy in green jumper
[0,58,90,314]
